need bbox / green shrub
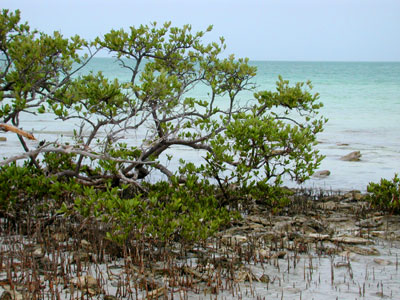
[366,174,400,213]
[0,163,83,220]
[62,175,235,247]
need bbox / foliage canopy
[0,9,325,191]
[0,9,326,244]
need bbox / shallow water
[213,240,400,300]
[1,60,400,192]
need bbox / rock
[246,215,270,226]
[259,274,270,283]
[334,261,351,268]
[273,221,293,232]
[340,151,361,161]
[313,170,331,178]
[256,248,270,259]
[343,190,364,201]
[73,251,91,263]
[32,247,44,258]
[353,192,364,201]
[271,251,287,259]
[316,242,341,255]
[339,251,360,261]
[144,287,166,299]
[80,239,91,250]
[221,234,247,246]
[337,202,353,209]
[357,217,383,228]
[248,222,266,231]
[235,268,258,282]
[305,233,330,241]
[373,258,392,266]
[71,275,100,294]
[370,231,387,238]
[302,219,327,233]
[328,216,351,222]
[331,236,373,245]
[318,201,337,210]
[52,233,68,242]
[0,137,6,142]
[344,245,380,256]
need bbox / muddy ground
[1,190,399,299]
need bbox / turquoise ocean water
[2,59,399,191]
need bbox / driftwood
[0,124,36,140]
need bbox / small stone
[257,248,270,258]
[73,251,91,263]
[337,202,353,209]
[306,233,330,241]
[357,218,383,228]
[235,268,257,283]
[343,192,353,199]
[32,246,45,259]
[273,221,293,232]
[248,223,265,230]
[221,234,247,246]
[334,261,351,268]
[246,216,270,226]
[353,192,364,201]
[316,242,341,255]
[370,231,387,238]
[259,274,270,283]
[313,170,331,178]
[87,288,99,296]
[343,191,364,201]
[339,251,360,261]
[345,245,380,256]
[52,233,68,242]
[340,151,361,161]
[71,275,99,292]
[318,201,337,210]
[80,239,91,249]
[271,251,287,259]
[331,236,372,245]
[373,258,392,266]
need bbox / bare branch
[0,145,155,167]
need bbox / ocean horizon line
[89,55,400,64]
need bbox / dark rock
[259,274,270,283]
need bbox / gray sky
[2,0,400,61]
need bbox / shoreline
[1,131,397,194]
[1,190,399,299]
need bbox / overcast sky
[2,0,400,61]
